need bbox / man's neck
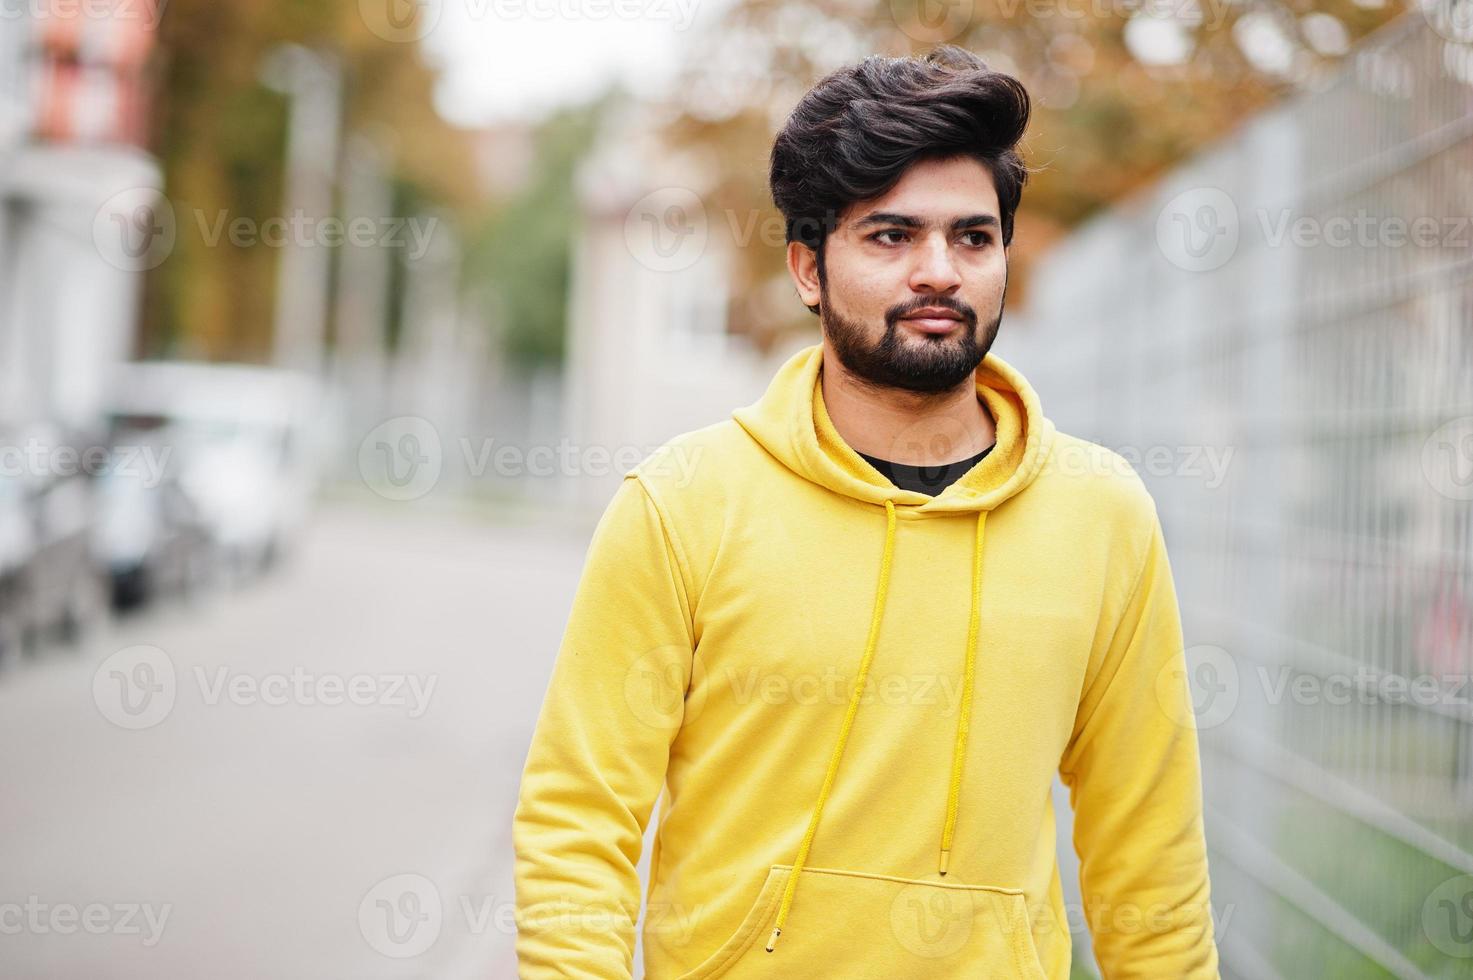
[820,338,996,467]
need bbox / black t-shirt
[857,442,994,497]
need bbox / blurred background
[0,0,1469,976]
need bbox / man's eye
[869,230,992,247]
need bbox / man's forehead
[841,165,1000,228]
[848,210,1000,230]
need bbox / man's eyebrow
[852,212,999,232]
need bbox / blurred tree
[658,0,1407,352]
[463,92,613,370]
[140,0,478,362]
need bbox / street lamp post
[259,43,342,377]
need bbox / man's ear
[787,240,821,310]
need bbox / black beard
[820,283,1004,395]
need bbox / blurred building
[564,95,782,511]
[472,122,537,201]
[1014,11,1473,978]
[0,0,161,431]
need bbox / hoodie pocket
[675,864,1047,980]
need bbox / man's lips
[899,309,966,334]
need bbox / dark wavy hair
[769,45,1032,313]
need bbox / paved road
[0,498,595,979]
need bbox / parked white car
[102,362,326,581]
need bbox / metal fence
[1015,11,1473,979]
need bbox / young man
[514,46,1220,979]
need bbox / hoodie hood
[729,341,1058,953]
[733,342,1056,515]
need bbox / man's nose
[908,233,963,294]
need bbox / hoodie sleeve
[1057,504,1220,980]
[513,473,696,979]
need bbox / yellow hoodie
[513,342,1220,979]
